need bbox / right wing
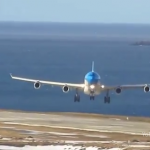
[101,84,149,91]
[10,74,84,90]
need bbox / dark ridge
[132,41,150,46]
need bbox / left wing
[10,74,84,90]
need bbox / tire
[78,96,80,102]
[74,96,77,102]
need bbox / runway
[0,110,150,149]
[0,110,150,135]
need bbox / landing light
[101,85,105,88]
[90,85,95,89]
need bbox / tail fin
[92,61,94,72]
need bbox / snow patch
[3,122,143,135]
[48,132,77,136]
[84,134,108,138]
[0,145,123,150]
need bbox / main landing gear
[104,90,110,104]
[74,89,80,102]
[74,94,80,102]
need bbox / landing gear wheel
[104,96,107,103]
[107,96,110,103]
[90,96,95,100]
[74,94,80,102]
[74,88,80,102]
[77,95,80,102]
[74,95,77,102]
[104,90,110,104]
[104,96,110,103]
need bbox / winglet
[92,61,94,72]
[10,73,13,78]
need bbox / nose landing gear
[89,90,95,100]
[90,95,95,100]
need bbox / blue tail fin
[92,61,94,72]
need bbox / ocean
[0,22,150,117]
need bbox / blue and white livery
[10,61,150,103]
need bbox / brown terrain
[0,109,150,149]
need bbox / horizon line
[0,21,150,25]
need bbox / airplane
[10,61,150,104]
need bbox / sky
[0,0,150,24]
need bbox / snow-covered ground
[0,145,123,150]
[0,144,150,150]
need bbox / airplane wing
[101,84,149,91]
[10,74,84,90]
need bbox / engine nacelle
[34,81,41,89]
[144,85,150,92]
[62,85,69,93]
[116,87,122,94]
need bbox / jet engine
[116,87,122,94]
[62,85,69,93]
[34,81,41,89]
[144,85,150,92]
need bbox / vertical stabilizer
[92,61,94,72]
